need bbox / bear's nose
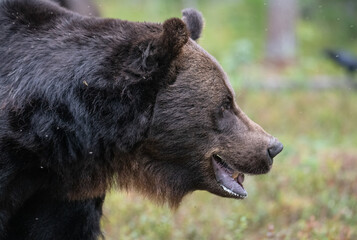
[268,138,283,159]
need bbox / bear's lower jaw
[212,154,247,199]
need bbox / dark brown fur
[0,1,282,239]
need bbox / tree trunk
[266,0,297,66]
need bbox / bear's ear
[130,18,189,76]
[182,8,204,41]
[159,18,190,61]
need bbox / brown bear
[0,1,283,239]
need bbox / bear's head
[0,0,283,212]
[123,9,283,207]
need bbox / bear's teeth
[220,185,247,199]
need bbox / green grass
[101,90,357,240]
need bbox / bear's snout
[267,138,284,162]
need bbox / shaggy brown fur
[0,1,282,239]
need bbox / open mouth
[212,154,247,199]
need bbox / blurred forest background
[90,0,357,239]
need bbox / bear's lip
[212,154,247,199]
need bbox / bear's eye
[221,97,232,111]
